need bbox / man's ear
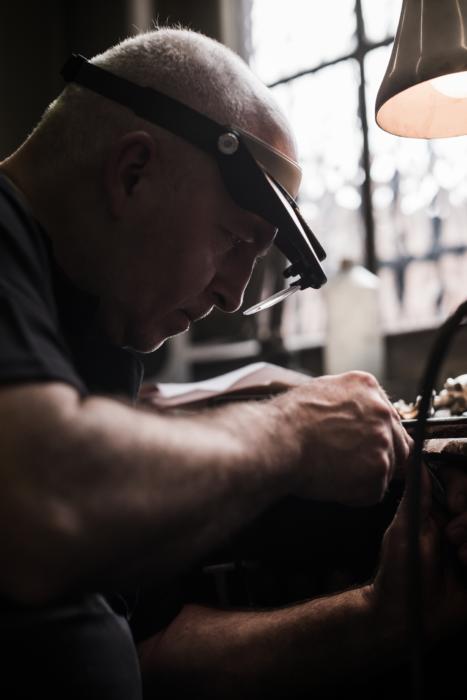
[104,131,157,218]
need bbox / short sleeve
[0,181,86,394]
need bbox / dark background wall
[0,0,222,157]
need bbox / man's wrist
[205,397,300,499]
[362,582,409,660]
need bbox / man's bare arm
[138,588,384,699]
[138,468,467,698]
[0,371,411,605]
[0,381,294,604]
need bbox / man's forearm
[70,392,295,588]
[0,383,294,603]
[0,368,412,604]
[138,587,406,698]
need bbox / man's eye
[220,226,256,253]
[220,227,243,249]
[230,234,243,247]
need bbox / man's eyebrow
[255,239,274,259]
[253,223,277,256]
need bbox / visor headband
[61,54,301,199]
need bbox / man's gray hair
[32,27,291,174]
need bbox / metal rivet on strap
[217,132,239,155]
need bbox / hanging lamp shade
[375,0,467,138]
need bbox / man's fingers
[390,464,432,532]
[390,416,414,479]
[377,383,405,423]
[374,384,413,476]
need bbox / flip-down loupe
[61,54,327,315]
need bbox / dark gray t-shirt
[0,172,177,698]
[0,172,143,398]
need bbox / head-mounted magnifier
[61,54,327,315]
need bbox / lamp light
[375,0,467,138]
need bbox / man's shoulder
[0,172,86,392]
[0,172,54,300]
[0,172,51,267]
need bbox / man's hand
[273,371,413,506]
[370,465,467,643]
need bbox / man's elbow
[0,494,84,606]
[0,383,87,605]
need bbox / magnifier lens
[243,285,300,316]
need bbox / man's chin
[122,337,167,354]
[107,308,193,354]
[122,328,188,354]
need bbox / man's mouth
[181,307,212,323]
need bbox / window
[247,0,467,339]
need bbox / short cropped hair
[30,28,292,176]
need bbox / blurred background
[4,0,467,401]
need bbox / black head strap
[62,54,224,157]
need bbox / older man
[0,26,463,699]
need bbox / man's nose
[212,281,246,314]
[210,261,253,313]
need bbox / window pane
[271,61,365,339]
[362,0,402,42]
[250,0,357,85]
[366,45,467,331]
[275,61,364,268]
